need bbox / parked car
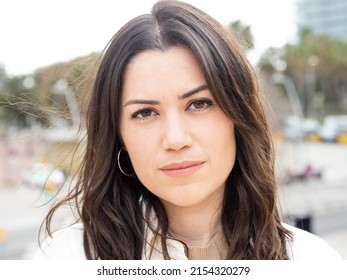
[318,115,347,142]
[283,115,320,142]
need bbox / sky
[0,0,297,76]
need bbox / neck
[162,188,224,247]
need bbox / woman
[35,0,341,260]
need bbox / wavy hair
[43,0,292,259]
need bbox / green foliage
[228,20,254,51]
[0,71,50,129]
[286,29,347,74]
[258,28,347,117]
[0,53,99,131]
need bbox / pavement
[276,141,347,259]
[1,132,347,259]
[0,129,71,259]
[279,179,347,259]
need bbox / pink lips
[159,161,204,177]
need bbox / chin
[160,189,215,208]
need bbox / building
[297,0,347,41]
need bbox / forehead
[122,46,207,99]
[125,46,202,77]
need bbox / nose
[162,114,193,151]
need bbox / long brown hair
[43,0,292,259]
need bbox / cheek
[208,119,236,166]
[202,113,235,144]
[127,144,158,194]
[130,147,153,169]
[121,128,156,172]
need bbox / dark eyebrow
[178,84,209,100]
[123,84,209,107]
[123,99,160,107]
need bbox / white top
[33,223,342,260]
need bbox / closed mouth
[159,161,204,177]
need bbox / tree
[0,52,99,130]
[0,66,6,90]
[228,20,254,51]
[0,75,47,128]
[258,28,347,118]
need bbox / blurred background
[1,0,347,259]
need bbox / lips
[159,161,204,177]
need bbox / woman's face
[120,46,236,209]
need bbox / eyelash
[131,108,157,120]
[130,98,214,121]
[188,98,213,112]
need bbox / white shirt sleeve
[33,224,86,260]
[284,223,342,260]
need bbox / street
[276,141,347,258]
[0,185,74,259]
[1,137,347,259]
[0,186,52,259]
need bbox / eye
[131,108,157,120]
[188,99,213,111]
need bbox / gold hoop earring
[117,147,135,176]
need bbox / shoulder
[33,223,86,260]
[284,223,342,260]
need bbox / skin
[120,46,236,247]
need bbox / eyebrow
[123,84,209,107]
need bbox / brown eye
[188,99,213,111]
[131,108,158,120]
[192,100,205,109]
[140,109,152,118]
